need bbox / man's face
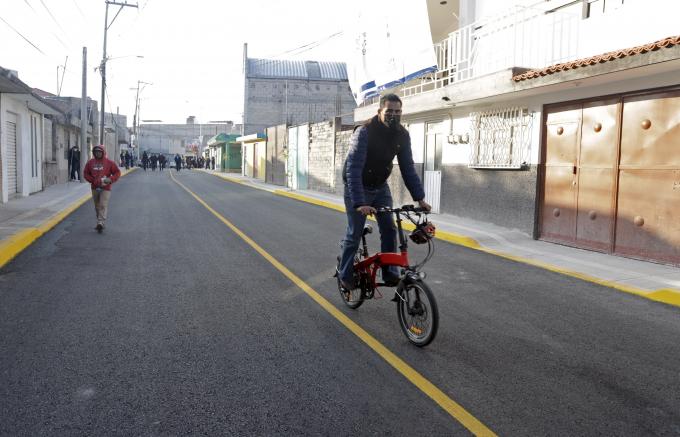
[378,101,403,129]
[93,150,103,159]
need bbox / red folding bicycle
[335,205,439,347]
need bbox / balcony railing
[363,5,581,105]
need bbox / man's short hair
[379,93,402,108]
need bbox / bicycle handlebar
[375,205,431,214]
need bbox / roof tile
[512,35,680,82]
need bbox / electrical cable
[20,0,69,50]
[248,31,345,71]
[38,0,71,44]
[72,0,86,19]
[0,15,46,55]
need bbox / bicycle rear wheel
[396,279,438,346]
[336,256,364,310]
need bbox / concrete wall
[440,165,537,234]
[244,77,355,135]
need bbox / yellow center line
[169,171,496,436]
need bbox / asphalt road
[1,169,679,436]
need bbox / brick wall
[333,129,353,196]
[307,119,337,193]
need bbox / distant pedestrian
[174,154,182,171]
[150,154,158,171]
[205,157,210,170]
[83,145,121,233]
[124,151,131,170]
[120,150,125,167]
[211,156,215,170]
[159,154,166,171]
[69,145,81,181]
[142,151,149,171]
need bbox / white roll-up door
[5,113,18,197]
[424,170,441,214]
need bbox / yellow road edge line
[273,190,346,213]
[0,228,42,268]
[0,168,139,269]
[169,171,496,436]
[196,172,680,309]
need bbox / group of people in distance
[118,150,134,170]
[140,151,168,171]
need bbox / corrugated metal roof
[247,58,348,81]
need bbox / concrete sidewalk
[0,168,137,268]
[200,169,680,307]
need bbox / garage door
[542,91,680,266]
[615,91,680,265]
[5,113,18,197]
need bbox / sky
[0,0,357,125]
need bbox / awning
[207,133,240,147]
[236,133,266,144]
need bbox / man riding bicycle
[338,93,431,291]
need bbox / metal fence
[365,4,581,104]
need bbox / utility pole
[99,0,138,145]
[80,47,88,182]
[131,80,152,160]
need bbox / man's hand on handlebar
[356,205,377,216]
[418,199,432,212]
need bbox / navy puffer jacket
[344,116,425,209]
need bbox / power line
[0,15,46,55]
[72,0,86,19]
[37,0,71,47]
[21,0,69,50]
[249,31,345,70]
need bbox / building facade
[242,49,356,136]
[347,0,680,265]
[34,90,100,187]
[0,68,62,203]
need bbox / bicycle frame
[353,206,429,290]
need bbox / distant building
[242,47,356,135]
[103,112,129,162]
[33,89,99,186]
[138,118,241,157]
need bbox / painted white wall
[407,122,425,164]
[1,93,36,202]
[442,116,471,165]
[577,0,680,58]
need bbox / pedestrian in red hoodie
[84,145,121,233]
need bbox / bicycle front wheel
[396,279,439,347]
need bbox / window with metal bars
[469,107,532,169]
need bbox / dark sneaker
[340,278,356,291]
[95,223,103,233]
[382,275,401,287]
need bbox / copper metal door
[541,107,581,242]
[574,101,619,252]
[615,92,680,265]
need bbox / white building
[0,67,61,203]
[352,0,680,266]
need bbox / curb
[0,168,138,269]
[200,171,680,309]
